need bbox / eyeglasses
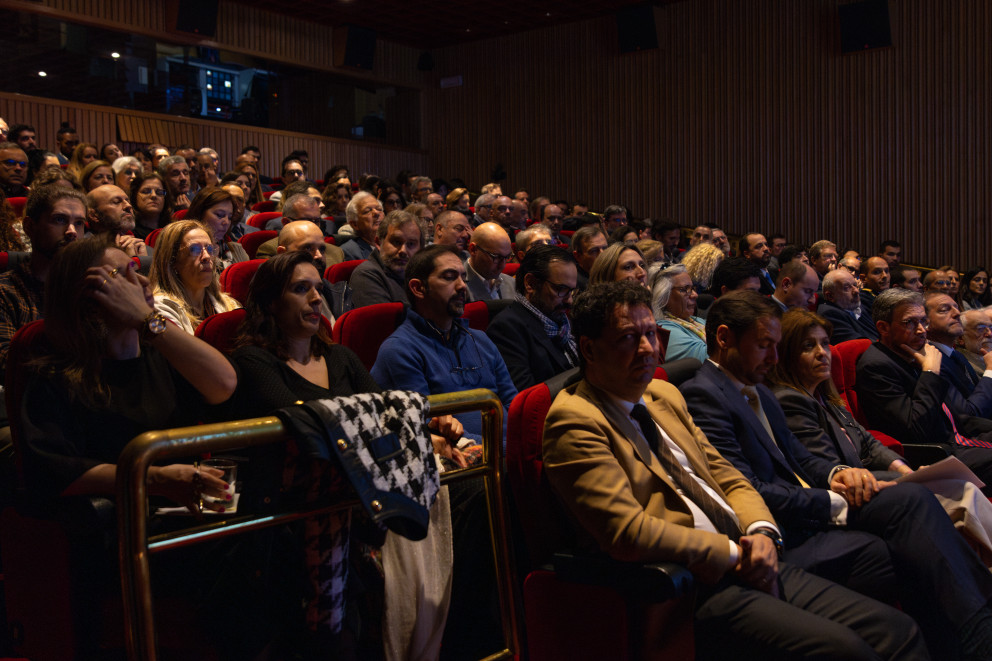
[672,284,695,296]
[544,280,576,299]
[897,317,929,331]
[186,243,218,258]
[973,325,992,334]
[479,247,511,263]
[139,188,166,197]
[1,159,26,168]
[285,170,304,177]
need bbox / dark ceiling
[238,0,673,50]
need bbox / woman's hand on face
[85,262,154,328]
[148,464,229,515]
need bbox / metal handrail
[116,388,518,660]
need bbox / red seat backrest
[238,230,278,259]
[145,228,163,248]
[220,259,266,305]
[0,251,9,272]
[7,196,27,218]
[462,300,490,332]
[832,339,872,426]
[172,209,188,220]
[194,309,247,353]
[248,211,282,229]
[331,302,406,370]
[324,259,364,284]
[502,263,520,277]
[251,200,277,213]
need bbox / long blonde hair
[150,220,227,319]
[681,242,725,291]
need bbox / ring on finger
[102,278,108,288]
[109,268,120,278]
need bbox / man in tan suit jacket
[542,281,924,659]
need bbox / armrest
[899,444,950,469]
[551,552,694,602]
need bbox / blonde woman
[150,220,240,334]
[680,241,725,293]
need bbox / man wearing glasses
[857,288,992,487]
[487,245,578,391]
[0,142,29,198]
[958,309,992,376]
[464,223,514,302]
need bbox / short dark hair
[879,239,901,253]
[572,225,605,255]
[405,244,462,295]
[515,244,575,294]
[571,281,652,367]
[737,231,763,256]
[779,244,807,265]
[775,259,809,287]
[705,290,781,354]
[55,122,74,138]
[709,257,761,296]
[24,185,87,223]
[241,145,260,154]
[10,124,36,141]
[603,204,626,220]
[890,263,919,288]
[769,232,786,242]
[651,219,680,239]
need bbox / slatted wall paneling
[0,92,427,185]
[421,0,992,268]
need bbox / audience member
[570,225,607,291]
[589,243,647,288]
[512,224,552,263]
[601,205,627,234]
[350,210,422,308]
[709,227,731,257]
[486,245,578,390]
[680,242,724,294]
[924,292,992,418]
[158,155,192,210]
[464,222,514,301]
[959,267,992,311]
[112,156,143,193]
[940,265,962,298]
[856,288,992,487]
[651,219,683,266]
[544,281,927,660]
[688,224,711,247]
[341,191,384,261]
[709,256,761,297]
[471,193,494,228]
[739,232,775,294]
[924,269,954,296]
[130,173,172,240]
[878,240,902,267]
[187,187,248,271]
[818,268,879,342]
[808,240,838,286]
[150,220,241,334]
[0,142,29,198]
[771,261,819,312]
[650,264,706,363]
[432,209,472,256]
[86,184,147,258]
[859,256,891,316]
[542,202,569,248]
[79,160,115,192]
[65,143,99,183]
[958,309,992,376]
[445,188,470,216]
[53,122,76,164]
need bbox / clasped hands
[830,467,896,507]
[733,534,780,598]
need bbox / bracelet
[751,527,784,558]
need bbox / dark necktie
[950,349,980,387]
[631,404,742,538]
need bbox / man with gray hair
[818,268,879,342]
[409,175,432,203]
[512,224,553,264]
[958,309,992,376]
[341,191,383,261]
[808,240,838,289]
[264,191,322,231]
[157,155,191,209]
[350,210,422,308]
[432,209,472,256]
[857,288,992,487]
[471,193,495,228]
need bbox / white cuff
[827,490,849,525]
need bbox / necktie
[631,404,742,538]
[941,403,992,449]
[742,387,811,488]
[763,270,776,292]
[950,349,980,387]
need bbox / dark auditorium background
[1,0,988,268]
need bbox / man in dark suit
[859,256,890,318]
[925,292,992,417]
[818,268,879,342]
[857,288,992,485]
[486,245,578,390]
[681,290,992,657]
[543,281,925,660]
[739,232,776,295]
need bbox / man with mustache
[350,210,422,308]
[371,244,516,442]
[487,245,579,391]
[0,186,87,378]
[958,308,992,376]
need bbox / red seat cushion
[832,339,872,425]
[324,259,364,284]
[194,309,247,353]
[247,211,282,229]
[502,262,520,277]
[238,230,278,259]
[145,228,163,248]
[250,200,277,213]
[172,209,188,220]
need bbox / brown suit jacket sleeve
[543,379,775,585]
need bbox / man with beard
[958,309,992,376]
[371,244,516,441]
[86,184,147,258]
[487,245,579,390]
[350,210,422,308]
[0,186,87,377]
[740,232,775,295]
[158,155,192,210]
[464,222,514,301]
[817,268,879,342]
[541,203,570,249]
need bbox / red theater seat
[331,302,406,371]
[247,211,282,229]
[324,259,364,284]
[239,230,277,259]
[220,259,265,305]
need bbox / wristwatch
[141,311,167,339]
[751,527,785,558]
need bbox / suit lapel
[518,307,572,372]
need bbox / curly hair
[680,242,725,291]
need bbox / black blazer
[773,386,901,477]
[485,301,576,391]
[817,301,879,343]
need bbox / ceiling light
[111,52,120,59]
[38,71,47,77]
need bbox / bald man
[86,184,148,259]
[465,222,515,301]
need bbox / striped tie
[941,403,992,449]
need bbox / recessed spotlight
[215,107,221,112]
[224,80,231,88]
[38,71,47,77]
[111,52,120,59]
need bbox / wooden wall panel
[421,0,992,268]
[0,92,427,184]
